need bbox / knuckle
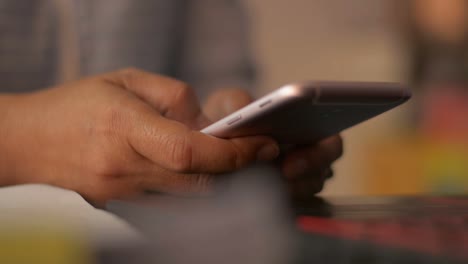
[117,67,140,76]
[166,134,194,172]
[88,153,119,177]
[185,174,214,194]
[230,140,253,169]
[115,67,141,87]
[85,110,126,177]
[171,81,194,106]
[95,105,124,137]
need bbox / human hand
[203,88,343,198]
[0,69,279,206]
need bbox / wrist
[0,94,29,185]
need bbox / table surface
[0,184,141,247]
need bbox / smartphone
[201,81,411,144]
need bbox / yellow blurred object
[0,225,93,264]
[424,141,468,193]
[364,137,425,195]
[364,135,468,195]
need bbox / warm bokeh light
[247,0,468,196]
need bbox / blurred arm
[0,95,20,185]
[176,0,257,101]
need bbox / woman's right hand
[0,68,279,207]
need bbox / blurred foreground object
[0,224,93,264]
[103,164,296,264]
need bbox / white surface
[0,184,141,247]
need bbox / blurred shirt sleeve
[176,0,257,101]
[0,0,257,99]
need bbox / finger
[203,88,253,121]
[317,135,344,163]
[282,135,343,179]
[128,109,280,174]
[288,176,327,198]
[107,68,209,129]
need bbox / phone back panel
[203,82,411,144]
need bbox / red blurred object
[297,213,468,259]
[420,85,468,144]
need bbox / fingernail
[288,159,309,178]
[257,143,280,161]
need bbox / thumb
[128,108,280,174]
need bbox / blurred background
[245,0,468,196]
[1,1,468,263]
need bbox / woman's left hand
[203,88,343,198]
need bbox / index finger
[106,68,209,129]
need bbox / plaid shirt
[0,0,256,100]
